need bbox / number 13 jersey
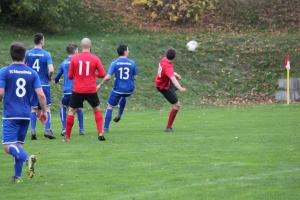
[0,64,41,119]
[69,52,106,93]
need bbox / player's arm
[34,72,47,122]
[96,74,112,91]
[48,64,54,81]
[0,88,4,101]
[0,69,6,101]
[54,64,63,83]
[96,58,106,78]
[174,72,182,80]
[170,76,186,92]
[68,59,75,80]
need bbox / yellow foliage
[131,0,218,23]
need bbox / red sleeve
[95,57,106,78]
[165,65,175,78]
[68,58,75,80]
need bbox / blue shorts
[108,91,131,107]
[2,119,30,145]
[31,86,51,107]
[61,94,72,107]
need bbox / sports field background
[0,105,299,200]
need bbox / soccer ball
[186,40,199,52]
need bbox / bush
[131,0,218,23]
[0,0,84,32]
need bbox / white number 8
[16,78,26,97]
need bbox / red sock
[94,110,103,135]
[167,109,178,129]
[66,115,74,139]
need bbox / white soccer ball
[186,40,199,52]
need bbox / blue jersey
[0,64,41,119]
[55,56,73,94]
[25,48,53,86]
[108,57,137,94]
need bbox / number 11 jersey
[69,52,106,93]
[0,64,41,119]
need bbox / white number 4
[32,59,40,72]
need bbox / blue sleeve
[0,68,6,88]
[33,71,42,89]
[108,63,115,75]
[24,51,29,66]
[47,52,53,65]
[54,64,64,83]
[132,62,137,76]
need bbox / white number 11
[79,60,90,76]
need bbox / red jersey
[69,52,106,93]
[155,57,175,90]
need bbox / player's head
[33,33,44,46]
[66,43,78,55]
[117,44,129,57]
[166,48,176,60]
[10,42,26,62]
[80,38,92,50]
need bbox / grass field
[0,105,299,200]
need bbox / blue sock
[30,112,37,131]
[60,106,67,130]
[77,108,84,132]
[14,158,23,178]
[104,108,113,130]
[8,145,28,161]
[45,112,51,131]
[118,97,127,117]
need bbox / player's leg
[60,94,70,136]
[104,91,120,132]
[30,92,38,140]
[86,93,105,141]
[157,87,179,132]
[77,108,84,135]
[2,120,29,182]
[114,96,129,123]
[43,87,55,139]
[65,92,82,141]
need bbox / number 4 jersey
[69,52,106,93]
[25,48,53,86]
[0,64,41,119]
[108,57,137,94]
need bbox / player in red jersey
[155,48,186,132]
[65,38,106,141]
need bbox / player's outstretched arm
[174,72,182,80]
[54,65,63,83]
[96,74,112,91]
[170,76,186,92]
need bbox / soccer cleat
[12,176,23,184]
[61,129,66,136]
[64,138,70,142]
[31,131,37,140]
[79,130,85,136]
[98,134,106,141]
[113,116,121,123]
[164,128,173,133]
[28,155,37,178]
[44,129,56,139]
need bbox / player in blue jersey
[54,43,84,136]
[97,44,137,132]
[25,33,55,140]
[0,42,47,183]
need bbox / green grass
[0,105,299,200]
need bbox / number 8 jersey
[108,57,137,94]
[0,64,41,119]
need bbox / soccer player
[155,48,186,132]
[65,38,106,142]
[55,43,84,136]
[97,44,137,132]
[0,42,47,183]
[25,33,55,140]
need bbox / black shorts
[157,87,178,104]
[69,92,100,108]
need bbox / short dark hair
[33,33,44,45]
[166,48,176,60]
[10,42,26,61]
[117,44,128,56]
[66,43,78,55]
